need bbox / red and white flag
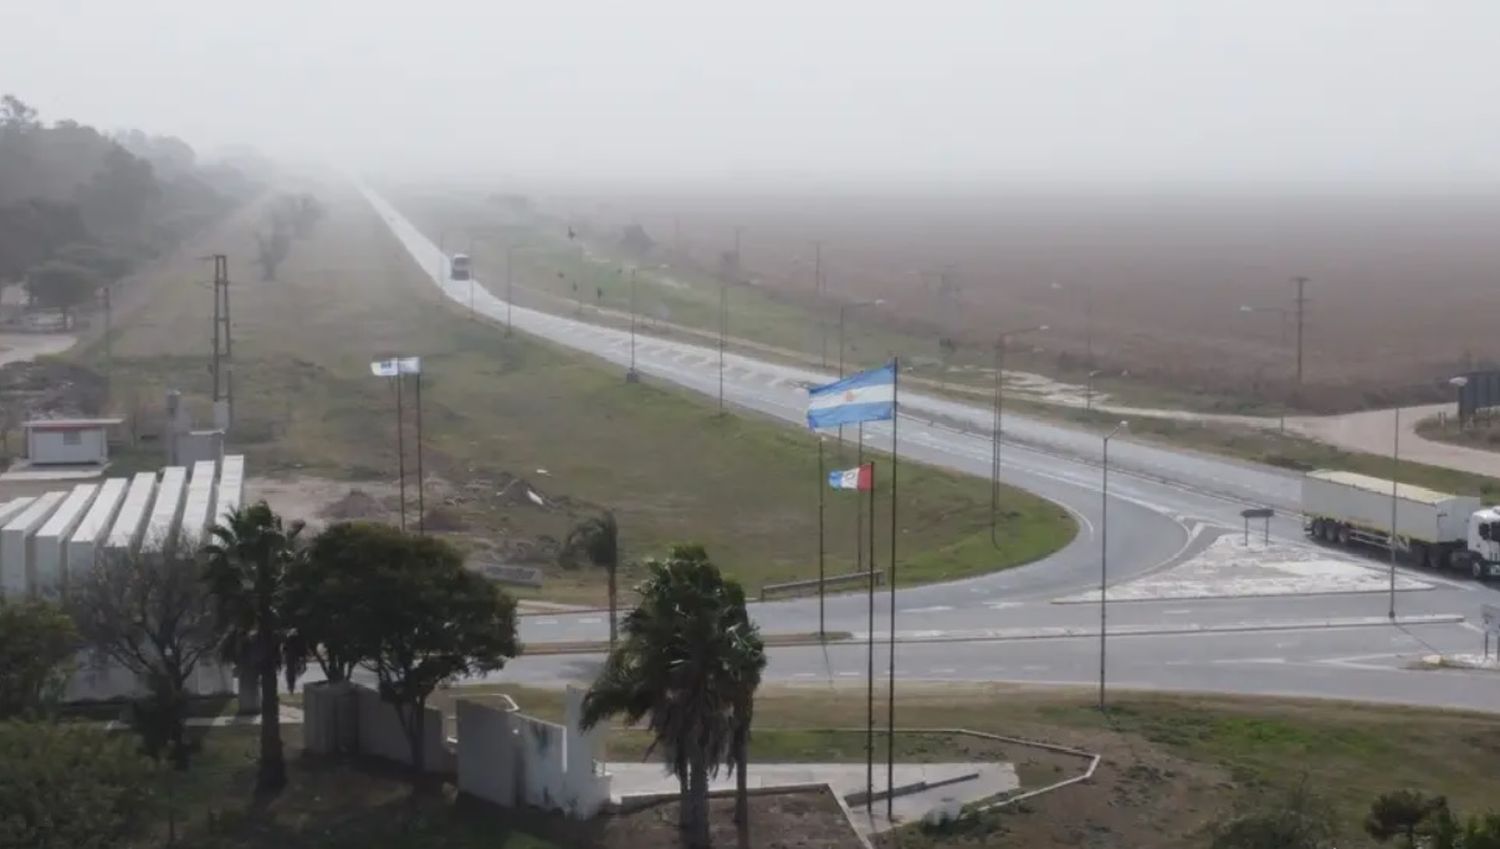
[828,463,873,491]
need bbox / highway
[360,186,1500,712]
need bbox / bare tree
[69,534,220,768]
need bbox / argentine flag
[806,363,896,429]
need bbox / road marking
[932,668,957,675]
[1161,609,1191,615]
[577,617,601,625]
[531,618,558,626]
[1461,621,1485,634]
[1211,657,1287,665]
[836,671,859,678]
[985,601,1023,610]
[1021,664,1049,671]
[902,605,954,614]
[792,672,818,679]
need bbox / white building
[22,418,121,466]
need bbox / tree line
[0,93,263,325]
[0,502,765,849]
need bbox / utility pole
[210,254,232,426]
[813,240,826,368]
[101,284,112,368]
[505,246,514,334]
[1292,276,1309,388]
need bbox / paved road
[362,186,1500,712]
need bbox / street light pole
[991,325,1048,548]
[505,246,514,334]
[1086,370,1102,412]
[718,280,726,413]
[1100,420,1129,711]
[628,268,639,381]
[1390,405,1400,619]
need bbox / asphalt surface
[362,186,1500,713]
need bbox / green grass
[81,188,1075,604]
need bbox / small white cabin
[23,418,122,466]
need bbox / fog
[5,0,1499,189]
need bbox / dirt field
[493,188,1500,413]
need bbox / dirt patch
[246,475,401,529]
[319,488,388,521]
[603,789,864,849]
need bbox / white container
[1302,470,1479,545]
[32,483,99,599]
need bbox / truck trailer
[1302,469,1500,579]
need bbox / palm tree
[562,511,620,647]
[580,545,748,848]
[202,501,305,793]
[720,580,766,829]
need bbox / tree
[203,502,306,792]
[0,94,38,130]
[24,260,98,326]
[1366,790,1452,848]
[0,721,157,849]
[0,597,78,719]
[562,511,621,647]
[721,579,765,829]
[291,521,397,683]
[70,537,219,768]
[1210,782,1338,849]
[580,545,754,848]
[353,531,518,772]
[1461,813,1500,849]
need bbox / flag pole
[415,370,425,534]
[887,358,899,818]
[856,423,864,584]
[817,432,826,639]
[865,458,876,811]
[395,371,406,532]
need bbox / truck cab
[1463,508,1500,580]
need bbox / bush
[0,598,78,718]
[0,721,157,849]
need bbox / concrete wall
[178,460,217,551]
[454,687,611,819]
[1,490,65,598]
[304,682,453,774]
[215,454,244,523]
[32,483,98,599]
[142,466,186,551]
[66,478,127,587]
[27,427,106,465]
[105,472,157,553]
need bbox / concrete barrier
[454,686,611,819]
[304,681,453,774]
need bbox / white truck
[1302,469,1500,579]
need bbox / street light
[1050,281,1094,372]
[1450,375,1470,430]
[1237,304,1292,433]
[505,246,514,334]
[1100,419,1128,711]
[837,299,886,378]
[627,267,640,383]
[991,325,1048,548]
[1086,369,1103,412]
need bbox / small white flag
[397,356,422,374]
[369,359,398,377]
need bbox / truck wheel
[1422,545,1439,570]
[1310,519,1324,540]
[1474,558,1485,581]
[1337,525,1351,546]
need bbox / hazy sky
[4,0,1497,187]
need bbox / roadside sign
[1483,604,1500,636]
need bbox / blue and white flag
[806,363,896,429]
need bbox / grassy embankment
[201,684,1500,849]
[70,184,1073,603]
